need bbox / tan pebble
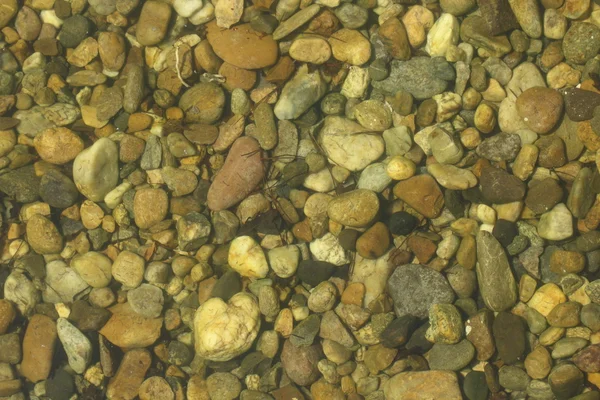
[356,222,390,259]
[513,144,539,181]
[328,29,371,66]
[33,127,84,165]
[460,127,481,149]
[386,155,416,180]
[133,188,169,229]
[519,274,537,303]
[289,35,332,64]
[80,200,104,229]
[474,103,496,134]
[527,283,567,317]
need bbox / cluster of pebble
[1,0,600,399]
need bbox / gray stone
[499,365,530,391]
[427,339,475,371]
[387,264,455,319]
[274,65,328,120]
[476,132,521,161]
[372,57,455,100]
[39,169,79,209]
[56,318,92,374]
[0,165,40,203]
[127,284,164,318]
[59,15,91,48]
[476,231,517,312]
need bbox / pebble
[136,1,171,46]
[273,4,321,40]
[383,371,462,400]
[427,163,477,190]
[71,252,112,288]
[34,127,83,165]
[393,175,444,218]
[480,166,526,204]
[179,82,225,124]
[106,349,151,400]
[476,231,518,311]
[229,236,269,279]
[516,87,564,134]
[0,0,17,29]
[281,340,321,385]
[207,22,278,69]
[537,203,574,241]
[73,138,119,202]
[57,318,92,374]
[320,116,384,171]
[99,302,162,348]
[372,57,455,100]
[327,189,379,228]
[275,65,328,120]
[207,137,265,211]
[387,264,455,319]
[428,339,475,371]
[426,13,459,57]
[134,188,168,229]
[128,284,164,318]
[289,36,331,65]
[194,293,260,361]
[21,314,57,382]
[562,22,600,65]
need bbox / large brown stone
[99,303,162,348]
[516,87,564,134]
[207,137,265,211]
[106,349,151,400]
[136,1,171,46]
[21,314,57,383]
[206,22,278,69]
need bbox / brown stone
[136,1,171,46]
[206,22,278,70]
[572,344,600,373]
[356,222,390,259]
[207,137,265,211]
[311,379,345,400]
[466,309,495,361]
[0,300,15,334]
[106,349,152,400]
[193,40,223,74]
[341,282,365,306]
[516,87,564,134]
[393,175,444,218]
[577,120,600,151]
[133,188,169,229]
[99,303,163,348]
[21,314,57,383]
[477,0,520,35]
[524,346,552,379]
[407,235,437,264]
[26,214,63,254]
[15,6,41,41]
[33,127,84,165]
[98,31,126,72]
[184,124,219,145]
[550,250,585,275]
[535,135,566,168]
[364,344,398,374]
[547,301,581,328]
[379,17,411,60]
[219,62,257,91]
[119,135,146,163]
[265,56,295,84]
[281,340,321,386]
[272,385,306,400]
[306,9,340,37]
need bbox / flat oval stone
[136,1,172,46]
[207,137,265,211]
[427,340,475,371]
[207,22,278,69]
[327,189,379,228]
[427,164,477,190]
